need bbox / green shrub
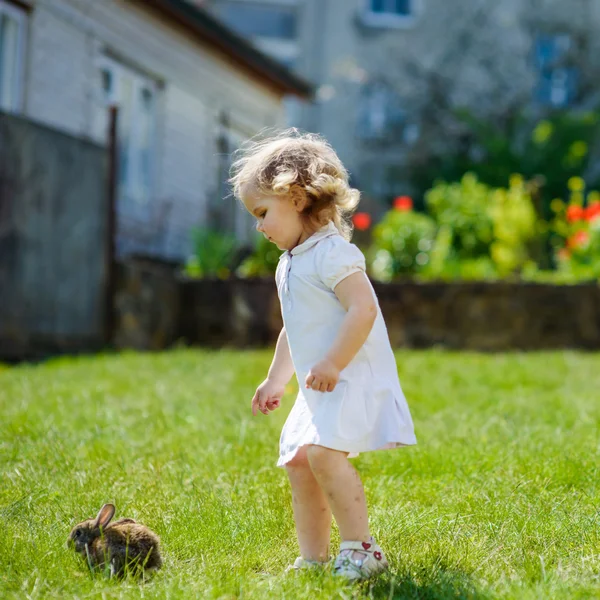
[410,109,600,216]
[184,228,238,279]
[237,235,283,278]
[368,207,437,281]
[425,173,537,277]
[368,174,538,281]
[425,173,495,260]
[523,180,600,282]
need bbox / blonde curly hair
[229,128,360,240]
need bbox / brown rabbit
[67,503,162,578]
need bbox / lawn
[0,349,598,599]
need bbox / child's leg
[305,445,370,547]
[285,445,332,562]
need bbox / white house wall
[22,0,285,259]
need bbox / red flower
[566,205,584,222]
[394,196,413,211]
[353,212,371,231]
[374,551,382,561]
[585,201,600,222]
[567,230,590,249]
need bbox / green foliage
[369,209,437,281]
[523,182,600,282]
[410,109,600,215]
[184,228,238,279]
[428,173,538,277]
[237,234,283,278]
[369,174,538,281]
[426,172,494,259]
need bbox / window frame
[356,79,406,142]
[360,0,420,29]
[214,113,258,243]
[96,55,160,208]
[0,0,27,113]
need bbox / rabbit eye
[74,529,82,538]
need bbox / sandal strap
[339,540,377,552]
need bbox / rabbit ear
[93,504,115,528]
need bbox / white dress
[276,221,417,467]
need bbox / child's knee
[305,444,345,473]
[284,445,311,470]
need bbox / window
[370,0,411,16]
[0,1,26,113]
[534,34,577,108]
[98,57,158,207]
[357,81,406,142]
[362,0,417,27]
[212,114,256,243]
[214,1,297,40]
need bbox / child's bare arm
[252,327,295,415]
[305,273,376,392]
[268,327,295,385]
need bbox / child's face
[243,190,312,251]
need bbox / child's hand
[251,378,284,416]
[305,359,340,393]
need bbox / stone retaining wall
[113,258,600,351]
[373,281,600,351]
[113,258,180,351]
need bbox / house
[0,0,312,259]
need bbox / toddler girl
[230,129,417,581]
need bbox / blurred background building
[197,0,600,213]
[0,0,311,261]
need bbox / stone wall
[114,260,282,350]
[178,277,282,348]
[113,258,181,351]
[113,258,600,351]
[373,281,600,351]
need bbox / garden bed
[114,257,600,351]
[372,279,600,350]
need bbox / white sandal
[333,538,389,581]
[285,556,329,573]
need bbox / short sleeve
[317,238,366,290]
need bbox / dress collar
[289,221,339,256]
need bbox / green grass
[0,349,599,599]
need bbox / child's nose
[256,221,264,233]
